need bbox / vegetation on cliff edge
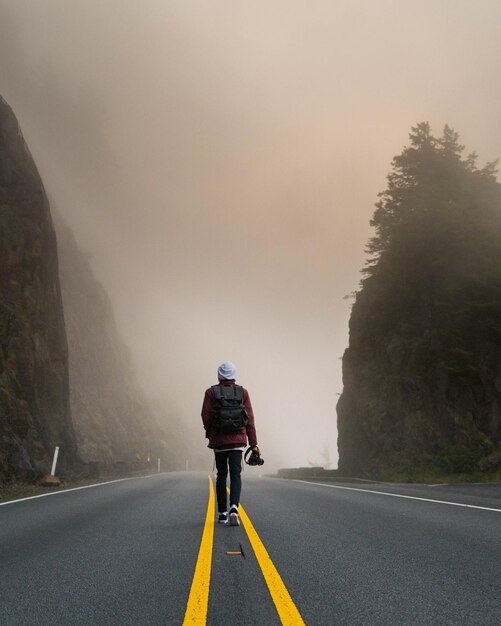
[337,123,501,479]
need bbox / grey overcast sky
[1,0,501,469]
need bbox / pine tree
[338,123,501,478]
[363,123,501,360]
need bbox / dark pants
[214,449,242,512]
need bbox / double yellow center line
[182,476,215,623]
[183,476,305,625]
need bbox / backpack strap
[212,385,223,400]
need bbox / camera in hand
[244,446,264,466]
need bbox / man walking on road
[201,361,260,526]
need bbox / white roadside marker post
[51,446,60,476]
[40,446,62,486]
[185,459,189,472]
[157,458,161,473]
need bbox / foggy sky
[2,0,501,469]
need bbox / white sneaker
[218,512,228,524]
[229,505,240,526]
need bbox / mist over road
[5,1,501,470]
[0,473,499,625]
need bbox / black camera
[244,447,264,466]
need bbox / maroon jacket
[201,380,258,450]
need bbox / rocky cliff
[337,124,501,479]
[0,96,77,481]
[54,217,173,466]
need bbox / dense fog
[1,0,501,469]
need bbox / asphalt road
[0,472,500,625]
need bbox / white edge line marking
[0,473,165,507]
[293,480,501,513]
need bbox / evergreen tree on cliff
[337,123,501,479]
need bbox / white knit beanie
[218,361,237,380]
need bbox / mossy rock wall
[0,96,77,481]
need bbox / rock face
[338,287,501,478]
[337,124,501,479]
[54,217,171,466]
[0,96,77,481]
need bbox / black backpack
[211,385,249,433]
